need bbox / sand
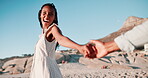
[0,63,148,78]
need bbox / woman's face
[40,6,55,29]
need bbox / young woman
[30,3,91,78]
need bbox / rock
[0,60,5,69]
[126,57,135,64]
[122,16,148,29]
[109,64,132,69]
[68,54,82,63]
[98,16,148,42]
[126,52,133,57]
[55,53,70,64]
[56,53,65,64]
[25,57,33,68]
[79,57,132,69]
[2,58,28,70]
[24,57,33,73]
[2,58,27,74]
[3,65,24,74]
[134,57,148,64]
[79,57,109,69]
[107,52,120,56]
[1,53,71,74]
[0,68,3,71]
[110,58,120,64]
[99,57,111,63]
[110,56,130,65]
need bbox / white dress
[30,23,63,78]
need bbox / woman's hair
[38,3,59,49]
[38,3,58,28]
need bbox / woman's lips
[43,19,49,23]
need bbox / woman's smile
[40,6,55,28]
[43,19,49,23]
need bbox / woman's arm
[51,25,90,55]
[51,26,80,49]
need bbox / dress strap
[43,23,58,40]
[43,23,58,34]
[46,23,57,33]
[47,23,58,30]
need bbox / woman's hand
[77,44,96,59]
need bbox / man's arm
[115,20,148,52]
[89,20,148,58]
[90,40,120,58]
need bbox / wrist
[75,45,82,51]
[104,41,120,53]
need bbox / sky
[0,0,148,58]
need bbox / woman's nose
[44,15,50,20]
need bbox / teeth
[43,20,49,22]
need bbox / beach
[0,50,148,78]
[0,64,148,78]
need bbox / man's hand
[77,45,96,58]
[89,40,109,58]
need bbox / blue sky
[0,0,148,58]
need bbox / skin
[40,5,91,55]
[88,40,120,58]
[40,6,55,29]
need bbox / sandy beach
[0,50,148,78]
[0,63,148,78]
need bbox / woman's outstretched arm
[51,25,92,55]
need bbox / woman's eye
[49,13,53,16]
[42,12,46,15]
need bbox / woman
[30,3,91,78]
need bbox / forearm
[51,26,82,50]
[114,21,148,52]
[104,40,120,53]
[57,36,81,50]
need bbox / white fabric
[115,21,148,52]
[30,23,62,78]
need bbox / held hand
[89,40,109,58]
[85,44,97,59]
[77,45,96,58]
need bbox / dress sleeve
[114,20,148,52]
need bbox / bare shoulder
[51,25,62,34]
[52,25,60,31]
